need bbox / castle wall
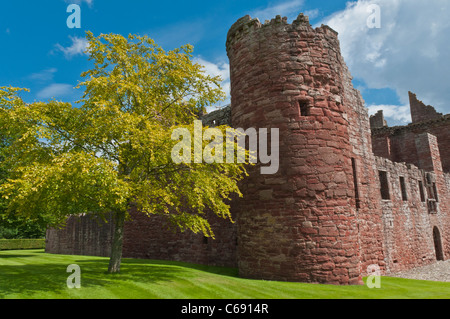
[45,214,114,257]
[409,92,443,124]
[372,113,450,173]
[121,208,237,268]
[372,128,450,273]
[45,13,450,285]
[46,208,237,268]
[375,157,449,273]
[226,14,363,285]
[339,47,386,276]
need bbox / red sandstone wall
[425,120,450,173]
[372,116,450,173]
[122,208,237,268]
[46,209,237,267]
[371,134,392,160]
[409,92,443,124]
[342,68,386,275]
[227,14,361,285]
[375,156,449,273]
[45,214,114,257]
[372,131,449,272]
[45,14,450,284]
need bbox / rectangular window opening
[432,183,439,202]
[299,102,309,117]
[419,180,425,202]
[379,171,390,200]
[400,176,407,201]
[352,158,361,209]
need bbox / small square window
[299,102,309,117]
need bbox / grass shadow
[118,258,239,278]
[3,250,449,299]
[0,251,199,298]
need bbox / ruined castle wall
[371,134,392,160]
[45,214,114,257]
[45,14,449,284]
[121,208,237,268]
[202,105,232,127]
[372,130,449,272]
[372,128,450,263]
[375,156,449,273]
[424,119,450,173]
[226,14,362,285]
[409,92,443,124]
[46,209,237,267]
[372,117,450,173]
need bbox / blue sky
[1,0,449,126]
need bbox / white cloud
[195,58,230,83]
[194,57,231,108]
[251,0,304,23]
[55,36,89,59]
[321,0,450,122]
[28,68,58,82]
[37,83,74,100]
[367,104,411,124]
[303,9,320,20]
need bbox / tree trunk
[108,210,126,273]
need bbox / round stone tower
[226,14,363,285]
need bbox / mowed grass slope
[0,250,449,299]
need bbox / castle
[46,14,449,285]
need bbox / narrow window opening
[432,183,439,202]
[203,236,208,245]
[428,200,437,214]
[299,102,309,117]
[419,180,425,202]
[352,158,361,209]
[400,176,407,201]
[379,171,390,200]
[433,227,444,261]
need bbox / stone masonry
[46,13,449,285]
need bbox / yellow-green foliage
[0,32,248,239]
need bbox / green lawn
[0,249,449,299]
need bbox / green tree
[0,96,47,239]
[0,33,248,273]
